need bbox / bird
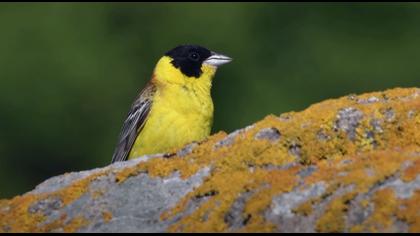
[111,45,232,163]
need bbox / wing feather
[111,82,156,163]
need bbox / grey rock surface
[1,87,419,233]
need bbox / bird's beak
[203,51,232,67]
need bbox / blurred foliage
[1,3,420,198]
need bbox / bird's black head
[165,45,212,78]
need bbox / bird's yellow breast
[128,57,216,158]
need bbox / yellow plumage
[111,45,231,163]
[128,56,215,158]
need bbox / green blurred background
[1,3,419,198]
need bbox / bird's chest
[154,84,213,123]
[130,84,213,157]
[144,84,214,146]
[129,79,214,158]
[129,85,213,158]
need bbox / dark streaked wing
[111,82,156,163]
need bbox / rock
[213,125,254,149]
[334,107,364,140]
[177,142,199,157]
[0,87,419,233]
[254,127,281,142]
[288,142,302,159]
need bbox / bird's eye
[188,52,200,61]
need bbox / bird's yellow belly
[128,86,213,158]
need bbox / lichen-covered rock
[1,87,419,233]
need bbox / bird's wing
[111,82,156,163]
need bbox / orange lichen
[396,190,420,233]
[114,164,144,183]
[402,159,420,183]
[160,88,419,232]
[102,211,113,223]
[359,199,369,208]
[292,200,314,216]
[61,216,89,233]
[0,171,106,232]
[0,87,419,232]
[305,147,419,232]
[114,88,420,232]
[164,167,299,232]
[351,188,399,233]
[316,192,357,232]
[0,194,46,232]
[54,171,107,205]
